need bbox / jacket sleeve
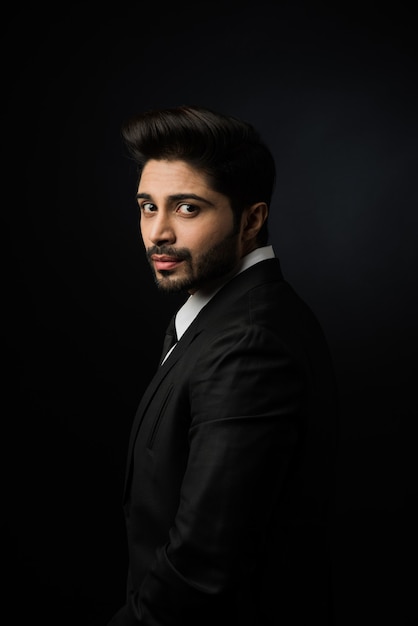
[109,324,307,625]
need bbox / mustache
[146,245,192,261]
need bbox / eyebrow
[136,192,215,206]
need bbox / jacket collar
[123,257,284,501]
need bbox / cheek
[190,216,234,248]
[139,218,150,241]
[187,230,219,253]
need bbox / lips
[152,255,183,271]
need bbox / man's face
[137,159,245,293]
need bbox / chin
[155,273,191,293]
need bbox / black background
[4,2,417,624]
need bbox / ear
[241,202,268,241]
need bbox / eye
[141,202,157,214]
[177,203,198,216]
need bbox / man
[108,105,338,625]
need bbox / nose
[144,212,176,247]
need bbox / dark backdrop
[4,2,417,625]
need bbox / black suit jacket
[109,258,338,625]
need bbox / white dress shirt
[161,245,275,364]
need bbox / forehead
[138,159,212,193]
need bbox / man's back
[123,259,338,625]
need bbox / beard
[146,228,241,293]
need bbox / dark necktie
[160,314,177,364]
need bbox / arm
[111,325,306,625]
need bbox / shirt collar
[175,245,275,340]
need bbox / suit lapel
[123,258,284,501]
[123,324,204,500]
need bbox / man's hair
[121,105,276,246]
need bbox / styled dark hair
[121,105,276,246]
